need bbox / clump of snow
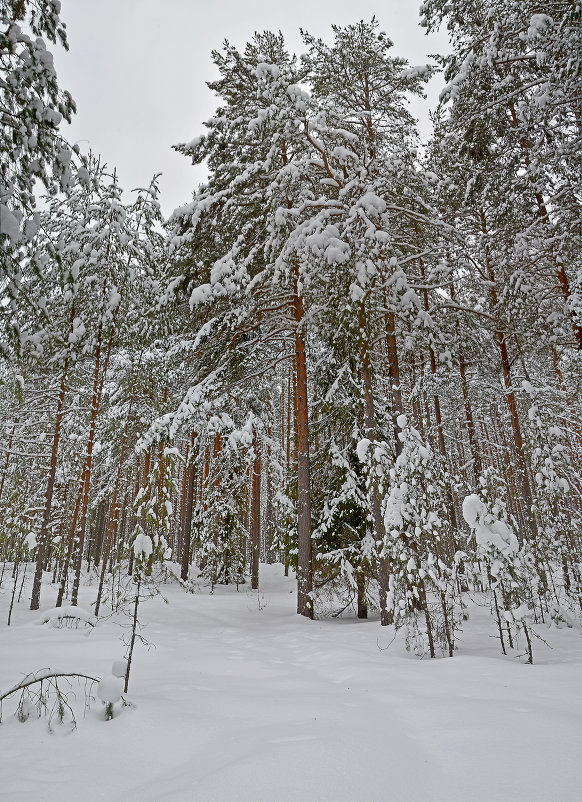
[76,166,91,186]
[0,204,22,243]
[525,13,553,40]
[401,64,432,79]
[396,414,407,429]
[462,494,518,555]
[134,532,153,559]
[189,282,212,308]
[24,532,37,551]
[68,317,86,344]
[97,677,124,705]
[254,62,280,80]
[357,192,386,217]
[384,484,404,532]
[108,286,122,310]
[356,438,371,463]
[111,660,128,679]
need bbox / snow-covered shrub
[383,416,459,657]
[462,468,536,662]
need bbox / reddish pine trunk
[480,210,537,539]
[178,441,190,561]
[181,433,197,581]
[180,461,196,581]
[410,355,424,434]
[293,265,313,619]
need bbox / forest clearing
[1,564,581,801]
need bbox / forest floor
[0,563,581,801]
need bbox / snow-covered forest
[1,2,581,799]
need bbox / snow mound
[38,606,96,628]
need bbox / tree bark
[55,479,83,607]
[30,357,69,610]
[0,422,16,503]
[71,317,116,606]
[480,210,537,539]
[358,302,390,625]
[293,262,313,619]
[357,571,368,619]
[417,255,459,543]
[181,433,197,581]
[250,430,261,590]
[384,303,404,458]
[94,398,135,616]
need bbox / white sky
[54,0,449,217]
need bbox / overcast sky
[54,1,449,217]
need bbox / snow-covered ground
[1,563,581,801]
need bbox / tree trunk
[284,365,292,576]
[479,210,538,540]
[449,279,482,479]
[293,263,313,619]
[417,256,459,545]
[181,433,197,581]
[356,571,368,619]
[251,430,261,590]
[71,317,116,606]
[0,422,16,503]
[265,422,274,563]
[30,357,69,610]
[55,479,84,607]
[358,302,390,625]
[94,398,135,616]
[384,304,404,458]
